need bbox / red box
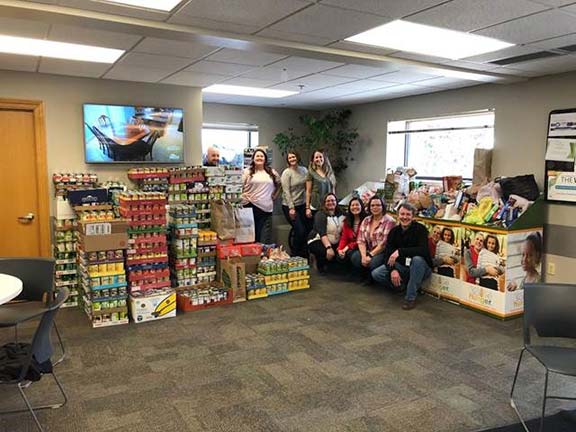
[217,244,242,259]
[240,243,262,257]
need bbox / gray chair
[510,283,576,432]
[0,287,70,432]
[0,258,66,365]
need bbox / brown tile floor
[1,273,572,432]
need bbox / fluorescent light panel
[99,0,183,11]
[0,35,124,63]
[346,20,514,60]
[203,85,297,98]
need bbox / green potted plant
[273,110,359,176]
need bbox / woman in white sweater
[241,148,280,243]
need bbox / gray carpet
[1,273,572,432]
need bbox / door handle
[17,213,35,223]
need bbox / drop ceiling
[2,0,576,109]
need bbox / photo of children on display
[506,231,543,291]
[462,229,507,291]
[425,223,461,279]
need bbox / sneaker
[402,300,416,310]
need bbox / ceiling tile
[203,93,233,103]
[174,0,311,29]
[267,56,344,73]
[206,49,287,66]
[408,0,547,32]
[529,33,576,50]
[267,4,391,40]
[161,71,228,87]
[560,3,576,14]
[0,17,49,38]
[323,63,400,78]
[370,69,440,83]
[474,10,576,44]
[255,29,335,46]
[220,77,283,87]
[118,52,192,70]
[329,79,398,91]
[237,66,308,81]
[56,0,168,21]
[38,58,110,78]
[47,25,142,50]
[133,38,220,59]
[103,65,172,83]
[270,73,355,92]
[0,53,38,72]
[167,15,258,35]
[183,60,255,76]
[530,0,576,6]
[409,76,476,88]
[318,0,449,19]
[389,51,451,64]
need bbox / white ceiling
[2,0,576,109]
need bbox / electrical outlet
[547,262,556,275]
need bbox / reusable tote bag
[211,200,236,240]
[234,206,255,244]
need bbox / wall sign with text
[545,109,576,204]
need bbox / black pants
[282,204,312,257]
[437,266,455,278]
[245,203,272,244]
[308,240,338,270]
[479,277,498,290]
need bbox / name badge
[405,257,412,266]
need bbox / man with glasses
[372,202,432,310]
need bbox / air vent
[558,44,576,53]
[489,51,561,66]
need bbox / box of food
[129,289,176,323]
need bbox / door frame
[1,99,50,257]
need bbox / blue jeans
[350,250,386,272]
[372,256,432,301]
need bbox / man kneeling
[372,202,433,310]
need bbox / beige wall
[0,70,203,187]
[342,71,576,282]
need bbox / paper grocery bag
[234,206,255,244]
[221,259,246,303]
[211,199,236,240]
[473,148,492,185]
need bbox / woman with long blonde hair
[305,149,336,221]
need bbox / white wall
[0,70,203,185]
[342,71,576,282]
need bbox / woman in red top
[337,197,366,261]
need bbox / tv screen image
[83,104,184,163]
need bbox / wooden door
[0,100,50,257]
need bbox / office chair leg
[510,348,530,432]
[17,384,44,432]
[1,372,68,416]
[539,370,549,432]
[53,321,66,366]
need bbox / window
[386,111,494,179]
[202,123,259,167]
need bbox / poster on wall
[545,109,576,204]
[505,229,544,292]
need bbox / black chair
[0,258,66,365]
[143,130,160,161]
[510,283,576,432]
[0,287,69,432]
[85,122,106,155]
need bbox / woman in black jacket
[307,193,344,273]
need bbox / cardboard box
[221,259,246,303]
[129,290,176,323]
[78,232,129,251]
[78,220,128,236]
[241,255,261,274]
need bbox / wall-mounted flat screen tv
[83,103,184,163]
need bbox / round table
[0,273,23,305]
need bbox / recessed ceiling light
[0,35,124,63]
[203,85,298,98]
[98,0,184,12]
[346,20,514,60]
